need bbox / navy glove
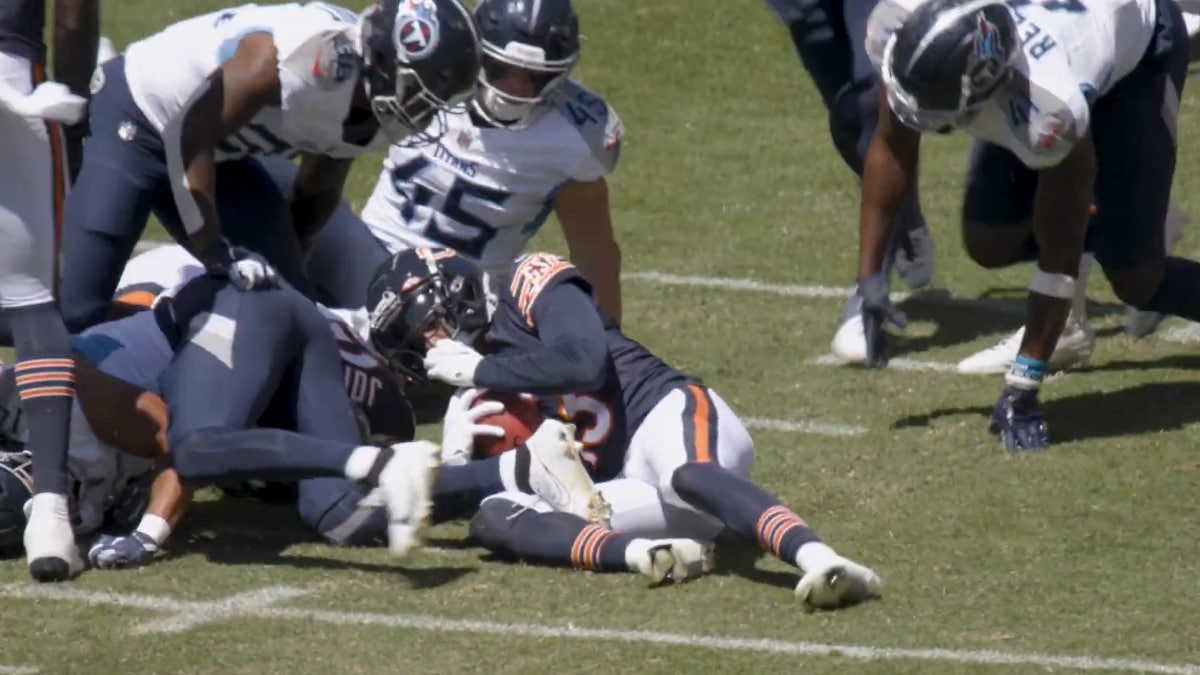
[988,385,1050,452]
[87,531,159,569]
[857,272,907,367]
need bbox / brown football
[472,392,546,459]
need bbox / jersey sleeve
[506,253,592,328]
[1008,59,1091,169]
[554,81,622,182]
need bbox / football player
[366,247,882,608]
[57,0,483,335]
[0,0,98,582]
[59,243,607,568]
[761,0,936,363]
[299,0,625,324]
[853,0,1195,451]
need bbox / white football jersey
[123,2,387,161]
[867,0,1157,168]
[359,79,623,277]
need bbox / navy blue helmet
[0,449,32,550]
[881,0,1018,133]
[366,248,490,382]
[472,0,581,127]
[360,0,484,141]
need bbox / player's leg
[0,53,80,581]
[1091,0,1199,322]
[953,141,1095,374]
[632,385,880,610]
[469,490,712,583]
[59,56,169,333]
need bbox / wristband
[1005,354,1046,390]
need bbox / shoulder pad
[550,80,622,179]
[508,253,581,326]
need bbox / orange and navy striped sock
[9,302,76,495]
[672,462,820,568]
[569,522,634,573]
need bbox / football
[472,392,545,459]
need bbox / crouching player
[367,248,882,609]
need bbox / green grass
[5,1,1200,673]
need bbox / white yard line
[808,353,961,373]
[2,584,1196,674]
[0,666,38,675]
[743,416,866,437]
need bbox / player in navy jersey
[366,247,882,609]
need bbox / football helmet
[472,0,581,128]
[366,248,490,381]
[359,0,484,142]
[880,0,1018,133]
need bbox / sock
[344,446,381,482]
[8,302,74,495]
[1142,256,1200,321]
[671,462,821,569]
[468,498,633,572]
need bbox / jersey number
[1008,0,1087,12]
[555,394,613,469]
[218,122,295,157]
[390,155,512,259]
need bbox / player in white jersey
[57,0,483,336]
[303,0,625,324]
[851,0,1196,451]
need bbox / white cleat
[1126,202,1188,338]
[830,313,869,364]
[371,440,440,557]
[524,420,612,526]
[955,319,1095,375]
[24,492,83,582]
[636,539,715,584]
[795,554,882,613]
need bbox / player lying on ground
[853,0,1197,451]
[57,0,482,335]
[365,247,882,610]
[14,245,616,574]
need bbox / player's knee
[667,461,723,499]
[295,478,385,547]
[1101,261,1164,309]
[468,496,524,551]
[961,220,1034,269]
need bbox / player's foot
[370,440,440,557]
[893,225,936,290]
[1125,202,1187,338]
[830,294,869,363]
[795,554,882,612]
[525,420,612,526]
[24,492,83,582]
[631,538,714,584]
[956,316,1095,375]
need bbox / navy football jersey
[483,253,694,479]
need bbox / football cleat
[956,315,1095,375]
[524,420,611,526]
[795,554,882,612]
[24,492,83,582]
[636,539,715,584]
[370,440,440,557]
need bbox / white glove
[0,81,87,123]
[225,249,279,291]
[439,388,505,465]
[424,339,485,387]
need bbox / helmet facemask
[472,41,578,129]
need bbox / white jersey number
[389,155,513,259]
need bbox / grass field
[3,1,1200,673]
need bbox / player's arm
[1017,131,1095,368]
[292,152,354,253]
[556,178,623,325]
[53,0,99,180]
[858,86,922,279]
[473,283,609,395]
[163,32,281,271]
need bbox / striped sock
[755,505,821,566]
[15,357,75,495]
[570,522,634,572]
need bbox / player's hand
[87,532,159,569]
[440,388,506,465]
[225,247,279,291]
[988,385,1050,452]
[424,339,484,388]
[857,272,906,368]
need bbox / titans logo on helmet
[965,12,1008,93]
[395,0,441,60]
